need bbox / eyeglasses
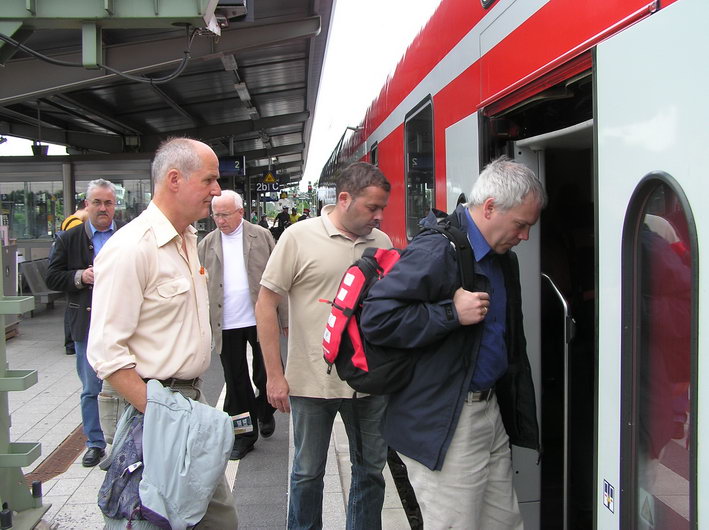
[90,199,115,208]
[211,211,237,220]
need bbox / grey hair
[468,156,547,211]
[151,137,203,184]
[85,178,116,200]
[212,189,243,210]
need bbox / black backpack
[321,213,475,394]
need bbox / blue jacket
[360,205,539,470]
[102,381,234,530]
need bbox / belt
[465,388,494,402]
[144,377,200,387]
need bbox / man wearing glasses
[198,190,287,459]
[47,178,121,467]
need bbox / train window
[370,142,378,166]
[622,175,696,529]
[404,98,434,239]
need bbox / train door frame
[509,120,596,530]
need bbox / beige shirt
[88,202,211,381]
[260,204,392,398]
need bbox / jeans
[75,341,106,449]
[288,395,387,530]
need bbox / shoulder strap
[426,220,476,291]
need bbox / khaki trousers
[399,393,522,530]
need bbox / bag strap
[426,218,476,291]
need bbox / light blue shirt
[88,220,116,258]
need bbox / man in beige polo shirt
[255,162,392,529]
[88,137,238,528]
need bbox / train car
[318,0,706,528]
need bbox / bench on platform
[18,259,62,310]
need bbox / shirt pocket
[156,277,191,299]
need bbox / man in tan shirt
[88,137,238,528]
[256,162,392,529]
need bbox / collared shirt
[464,208,507,391]
[87,219,116,257]
[260,204,392,398]
[87,202,211,381]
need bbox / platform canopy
[0,0,334,185]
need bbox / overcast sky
[301,0,441,185]
[0,1,441,181]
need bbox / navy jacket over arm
[360,205,539,471]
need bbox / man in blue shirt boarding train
[360,157,545,530]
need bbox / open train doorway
[513,121,595,530]
[482,63,596,529]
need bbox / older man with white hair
[198,190,287,460]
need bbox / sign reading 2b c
[258,171,279,192]
[256,182,280,192]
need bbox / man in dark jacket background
[46,178,120,467]
[361,157,545,529]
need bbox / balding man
[88,138,238,527]
[198,190,287,460]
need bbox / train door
[510,120,596,530]
[595,0,706,528]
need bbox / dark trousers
[221,326,275,439]
[64,307,75,353]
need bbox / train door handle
[541,272,575,530]
[541,273,576,343]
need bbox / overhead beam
[0,119,123,152]
[0,21,22,56]
[139,113,309,151]
[0,16,321,105]
[150,85,196,125]
[240,142,305,160]
[246,160,301,177]
[40,97,126,136]
[0,0,219,30]
[54,93,144,135]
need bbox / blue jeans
[75,341,105,449]
[288,395,387,530]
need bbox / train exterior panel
[319,0,703,528]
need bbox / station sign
[256,171,280,192]
[219,155,246,177]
